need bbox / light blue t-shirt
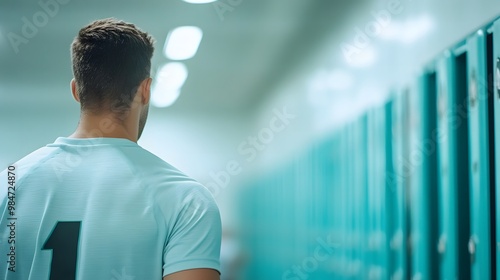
[0,137,221,280]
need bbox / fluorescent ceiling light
[164,26,203,60]
[155,62,188,90]
[152,89,181,108]
[308,69,353,106]
[344,46,377,68]
[182,0,217,3]
[326,69,353,91]
[307,69,353,109]
[380,15,434,44]
[151,62,188,108]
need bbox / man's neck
[69,112,138,142]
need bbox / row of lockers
[237,17,500,279]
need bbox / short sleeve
[161,183,222,277]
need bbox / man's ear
[140,77,152,105]
[71,79,80,103]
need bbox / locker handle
[437,234,447,255]
[468,235,478,263]
[470,69,477,107]
[496,57,500,99]
[437,86,446,120]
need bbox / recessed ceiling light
[344,46,377,68]
[155,62,188,90]
[164,26,203,60]
[151,63,188,108]
[182,0,217,3]
[380,15,434,44]
[152,89,181,108]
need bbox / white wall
[243,0,500,176]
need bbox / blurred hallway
[1,0,500,279]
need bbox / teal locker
[354,118,368,280]
[365,111,373,280]
[335,132,344,279]
[453,47,472,280]
[327,133,343,279]
[467,29,492,280]
[338,123,350,279]
[340,123,349,280]
[410,72,439,280]
[494,18,500,280]
[338,118,366,279]
[436,51,473,279]
[422,71,440,280]
[389,91,408,280]
[350,121,358,280]
[437,47,473,279]
[341,126,349,280]
[407,78,423,280]
[359,113,374,279]
[385,99,396,280]
[378,105,389,280]
[401,89,412,278]
[436,53,457,279]
[365,106,388,280]
[377,106,388,279]
[436,45,473,280]
[351,120,363,280]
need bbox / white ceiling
[0,0,367,114]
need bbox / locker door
[365,111,374,279]
[366,107,388,280]
[401,89,412,279]
[342,122,352,280]
[453,47,473,280]
[422,71,440,280]
[356,117,368,280]
[385,100,396,279]
[436,48,472,279]
[436,53,458,279]
[335,126,349,279]
[358,115,371,279]
[376,106,388,280]
[389,92,407,280]
[410,72,439,280]
[493,19,500,280]
[407,78,424,280]
[467,29,492,280]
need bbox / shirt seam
[14,148,62,193]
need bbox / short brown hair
[71,18,155,114]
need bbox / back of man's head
[71,18,155,116]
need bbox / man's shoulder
[1,146,57,178]
[129,147,203,190]
[130,147,187,177]
[131,149,217,212]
